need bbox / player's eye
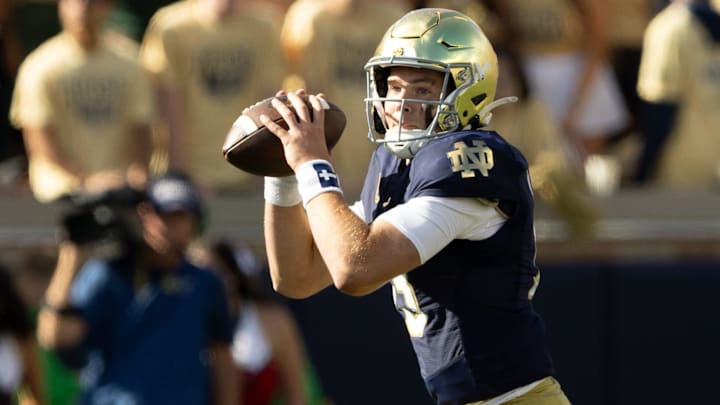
[387,84,403,95]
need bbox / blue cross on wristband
[314,162,340,188]
[296,159,344,207]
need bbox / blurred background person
[419,0,503,38]
[607,0,659,137]
[488,44,600,239]
[140,0,287,195]
[11,0,175,49]
[280,0,411,199]
[489,0,630,175]
[13,248,80,405]
[36,172,237,405]
[9,0,154,203]
[605,0,660,182]
[0,262,44,405]
[633,0,720,188]
[0,0,27,193]
[192,239,327,405]
[103,0,180,43]
[264,0,295,18]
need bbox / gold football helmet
[364,8,513,159]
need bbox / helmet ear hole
[471,93,487,106]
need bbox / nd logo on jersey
[446,140,494,178]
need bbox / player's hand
[260,89,331,172]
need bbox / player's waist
[464,376,550,405]
[422,355,553,404]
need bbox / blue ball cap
[146,172,204,219]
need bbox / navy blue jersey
[360,130,554,404]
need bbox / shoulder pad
[407,130,528,200]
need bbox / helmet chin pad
[383,127,431,159]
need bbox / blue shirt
[69,257,232,405]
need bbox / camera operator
[36,172,237,405]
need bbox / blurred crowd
[0,0,717,224]
[1,0,719,403]
[2,0,720,201]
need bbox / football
[222,95,346,177]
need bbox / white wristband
[295,159,343,207]
[264,176,302,207]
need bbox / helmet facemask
[363,8,504,159]
[365,60,487,159]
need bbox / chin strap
[476,96,519,127]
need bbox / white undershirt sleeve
[348,200,364,219]
[375,196,507,264]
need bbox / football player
[260,8,571,405]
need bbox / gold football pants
[466,377,571,405]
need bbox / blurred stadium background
[2,189,719,405]
[3,0,720,403]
